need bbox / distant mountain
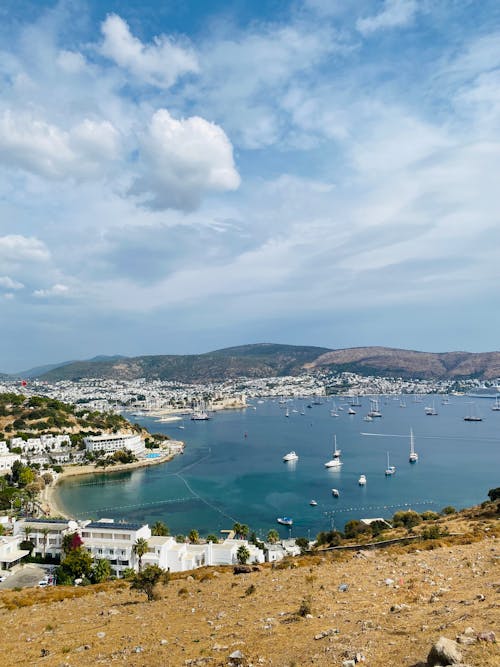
[15,355,128,379]
[26,344,500,382]
[37,344,331,382]
[305,346,500,380]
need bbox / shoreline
[42,447,182,519]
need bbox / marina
[54,395,500,538]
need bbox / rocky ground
[0,512,498,667]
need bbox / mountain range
[5,344,500,382]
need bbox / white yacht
[283,451,299,462]
[424,400,438,416]
[464,402,483,421]
[309,500,318,506]
[358,474,367,486]
[409,427,418,463]
[348,407,356,415]
[384,452,396,476]
[368,398,382,418]
[324,435,343,468]
[491,396,500,411]
[331,488,340,497]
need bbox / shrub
[392,510,422,529]
[130,565,170,602]
[245,584,256,596]
[441,506,456,515]
[297,596,312,617]
[487,487,500,502]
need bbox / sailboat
[464,402,482,422]
[285,408,290,418]
[384,452,396,476]
[424,400,438,416]
[409,428,418,462]
[368,398,382,418]
[324,435,343,468]
[492,396,500,411]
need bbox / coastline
[42,447,182,519]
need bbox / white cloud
[133,109,240,211]
[0,276,24,290]
[0,111,121,180]
[100,13,198,88]
[0,235,50,263]
[33,283,69,298]
[357,0,418,36]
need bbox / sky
[1,0,500,372]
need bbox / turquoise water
[146,453,161,458]
[54,396,500,539]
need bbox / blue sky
[1,0,500,371]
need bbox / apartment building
[83,433,144,455]
[80,520,151,577]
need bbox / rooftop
[84,522,146,532]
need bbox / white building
[14,518,79,559]
[0,452,22,472]
[80,519,151,577]
[83,433,144,455]
[0,536,30,571]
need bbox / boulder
[427,637,463,666]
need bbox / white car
[38,579,49,587]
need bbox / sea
[53,395,500,540]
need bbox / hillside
[0,505,498,667]
[38,344,331,382]
[0,393,139,439]
[8,344,500,382]
[307,347,500,380]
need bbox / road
[0,564,48,590]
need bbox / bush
[130,565,170,602]
[245,584,256,596]
[298,596,312,617]
[420,511,440,521]
[487,487,500,502]
[441,506,456,515]
[392,510,422,529]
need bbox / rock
[355,652,366,662]
[427,637,463,666]
[314,628,339,640]
[390,603,410,613]
[96,632,106,639]
[477,630,496,642]
[233,565,252,575]
[40,648,49,657]
[463,627,475,637]
[342,661,356,667]
[160,639,168,645]
[456,635,476,645]
[385,578,394,586]
[338,583,349,592]
[134,647,144,653]
[475,593,485,601]
[229,649,245,665]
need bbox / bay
[54,395,500,539]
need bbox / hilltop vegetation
[12,343,500,382]
[0,393,138,440]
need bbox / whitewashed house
[83,433,144,456]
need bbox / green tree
[92,558,112,583]
[488,487,500,502]
[151,521,170,536]
[188,529,199,544]
[61,548,93,580]
[62,532,83,555]
[206,534,219,544]
[233,522,249,539]
[130,565,169,601]
[133,537,149,572]
[295,537,309,553]
[267,529,279,544]
[236,545,250,565]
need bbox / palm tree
[40,527,50,558]
[133,537,149,572]
[151,521,170,536]
[188,529,199,544]
[267,529,279,544]
[236,545,250,565]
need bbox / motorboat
[283,451,299,462]
[363,415,373,422]
[309,500,318,506]
[358,474,367,486]
[277,516,293,526]
[331,488,340,497]
[348,407,356,415]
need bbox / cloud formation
[133,109,240,211]
[100,13,199,88]
[356,0,418,35]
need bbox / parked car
[38,579,49,587]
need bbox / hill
[38,344,332,382]
[12,344,500,382]
[0,504,498,666]
[306,346,500,380]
